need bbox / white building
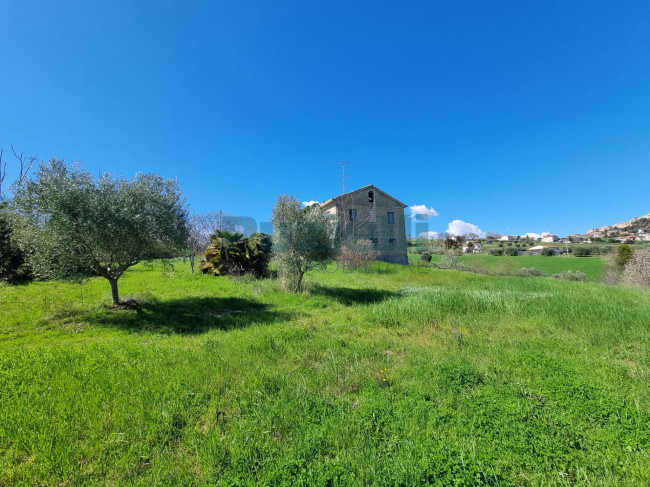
[541,235,559,243]
[499,235,516,241]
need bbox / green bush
[504,247,519,256]
[541,247,556,257]
[489,249,503,256]
[420,251,432,262]
[200,231,269,277]
[616,244,633,269]
[0,202,29,282]
[520,267,543,277]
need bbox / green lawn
[1,261,649,485]
[416,253,607,281]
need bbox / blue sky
[1,1,648,236]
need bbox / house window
[389,237,397,243]
[368,191,374,203]
[349,209,357,222]
[387,212,394,224]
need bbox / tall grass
[1,261,649,485]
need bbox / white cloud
[409,204,439,219]
[418,231,440,240]
[301,200,319,208]
[447,220,485,238]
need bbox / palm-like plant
[199,231,269,277]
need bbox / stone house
[320,184,408,265]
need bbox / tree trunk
[295,271,304,293]
[109,277,120,305]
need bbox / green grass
[416,253,606,281]
[1,261,649,485]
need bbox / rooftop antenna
[331,161,349,195]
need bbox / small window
[370,237,379,244]
[387,212,394,224]
[349,209,357,222]
[368,191,374,203]
[389,237,397,243]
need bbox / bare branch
[10,145,37,192]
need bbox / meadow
[418,254,607,281]
[1,260,649,486]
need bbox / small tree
[615,244,633,270]
[272,195,336,292]
[12,159,188,304]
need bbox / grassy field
[1,260,649,485]
[414,254,607,282]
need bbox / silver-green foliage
[12,159,188,303]
[271,195,337,292]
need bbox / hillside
[588,213,650,234]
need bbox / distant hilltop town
[491,212,650,245]
[585,213,650,242]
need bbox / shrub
[338,243,380,270]
[616,244,633,269]
[541,247,556,257]
[436,250,463,270]
[504,247,519,256]
[0,202,29,282]
[622,249,650,286]
[200,231,270,277]
[520,267,543,277]
[573,247,592,257]
[420,251,432,263]
[489,249,503,256]
[498,242,504,247]
[553,270,588,282]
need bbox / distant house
[462,241,482,253]
[569,234,590,243]
[321,184,408,265]
[617,235,636,243]
[527,245,560,255]
[541,235,559,243]
[499,235,516,241]
[560,236,571,243]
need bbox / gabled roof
[320,184,407,209]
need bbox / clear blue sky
[1,1,648,236]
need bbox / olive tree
[12,159,188,304]
[271,195,336,292]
